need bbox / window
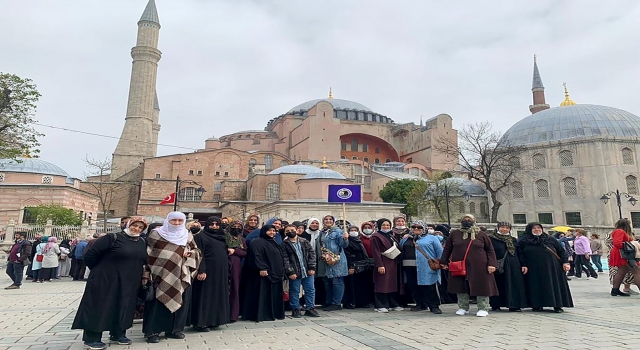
[363,157,369,163]
[469,202,476,214]
[213,182,222,191]
[22,208,36,224]
[340,156,346,159]
[188,169,194,175]
[213,194,221,201]
[532,153,546,169]
[385,158,391,163]
[362,143,368,152]
[509,157,521,168]
[341,142,347,151]
[559,150,574,166]
[513,214,527,224]
[253,138,260,145]
[631,212,640,229]
[154,173,160,179]
[280,160,289,167]
[622,147,634,165]
[480,202,487,216]
[0,173,4,182]
[627,175,639,195]
[406,158,412,163]
[457,202,465,213]
[215,171,221,176]
[264,155,273,170]
[511,181,524,199]
[197,170,203,176]
[266,183,280,201]
[563,177,578,196]
[351,139,358,152]
[249,158,257,166]
[535,179,549,198]
[224,171,229,177]
[374,158,380,164]
[565,212,582,225]
[178,187,200,202]
[375,147,380,154]
[538,212,554,225]
[42,176,53,184]
[352,156,358,160]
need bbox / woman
[143,212,202,343]
[488,222,527,312]
[590,234,603,273]
[39,236,60,282]
[243,214,260,238]
[316,215,349,311]
[228,220,247,322]
[191,217,230,331]
[303,217,324,305]
[392,215,410,244]
[518,223,573,312]
[609,219,640,296]
[440,215,497,317]
[360,222,375,257]
[342,225,374,309]
[411,220,443,314]
[606,231,636,294]
[371,218,403,313]
[31,236,48,283]
[241,224,286,322]
[435,224,456,304]
[72,217,148,350]
[399,222,419,309]
[58,239,72,277]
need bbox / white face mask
[123,228,140,237]
[362,229,373,235]
[427,229,434,234]
[349,231,359,237]
[396,226,406,230]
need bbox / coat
[371,232,402,294]
[31,243,45,270]
[42,245,61,268]
[317,226,348,279]
[489,236,528,309]
[440,229,498,297]
[282,237,316,278]
[609,229,630,267]
[412,235,443,286]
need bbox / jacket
[8,240,32,263]
[590,239,602,255]
[282,237,316,277]
[317,226,349,278]
[573,236,591,255]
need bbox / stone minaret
[111,0,161,179]
[529,55,550,114]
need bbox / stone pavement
[0,270,638,350]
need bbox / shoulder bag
[415,244,440,270]
[495,250,508,274]
[381,241,401,260]
[449,241,472,277]
[320,230,341,266]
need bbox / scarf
[43,237,57,254]
[489,231,516,255]
[156,211,188,246]
[376,218,395,245]
[226,220,245,249]
[203,216,226,242]
[306,217,321,250]
[523,222,550,246]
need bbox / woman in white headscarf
[143,212,202,344]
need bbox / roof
[268,164,319,175]
[0,158,69,177]
[532,59,544,89]
[301,168,346,180]
[139,0,160,25]
[436,177,486,196]
[502,104,640,146]
[288,98,373,114]
[372,170,423,180]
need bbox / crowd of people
[4,212,640,350]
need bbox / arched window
[559,150,574,166]
[480,202,487,216]
[341,142,347,151]
[532,153,546,169]
[535,179,550,198]
[509,157,521,168]
[511,181,524,199]
[351,139,358,152]
[469,202,476,214]
[266,183,280,201]
[626,175,639,195]
[263,155,273,170]
[178,187,199,202]
[457,202,465,213]
[563,177,577,196]
[280,160,289,167]
[374,158,380,164]
[385,158,391,163]
[622,147,635,165]
[340,155,346,160]
[249,158,257,166]
[352,156,358,160]
[375,147,380,154]
[363,157,369,163]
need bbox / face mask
[189,227,200,234]
[124,228,139,237]
[427,229,434,234]
[285,231,297,238]
[436,235,444,242]
[396,226,406,230]
[349,231,359,237]
[362,229,373,235]
[461,220,473,228]
[221,223,229,229]
[230,228,242,236]
[381,229,391,233]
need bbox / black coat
[489,236,528,309]
[344,237,369,268]
[191,231,230,327]
[72,232,147,332]
[282,237,316,277]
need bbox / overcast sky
[1,0,639,178]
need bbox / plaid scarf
[146,230,202,313]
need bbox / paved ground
[0,270,638,350]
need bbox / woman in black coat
[342,225,374,309]
[72,217,148,350]
[488,222,527,311]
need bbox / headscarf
[156,211,189,246]
[259,224,277,241]
[392,215,409,240]
[306,217,321,250]
[41,236,49,243]
[411,220,426,230]
[203,216,226,242]
[376,218,394,244]
[524,222,549,245]
[60,239,71,249]
[43,236,57,253]
[124,216,148,237]
[244,214,260,236]
[226,220,245,249]
[460,214,480,240]
[435,224,450,237]
[322,215,335,228]
[489,221,516,255]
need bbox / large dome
[502,104,640,147]
[268,164,319,175]
[0,158,69,177]
[288,98,373,114]
[301,168,346,180]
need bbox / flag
[328,185,362,203]
[159,193,176,205]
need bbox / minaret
[111,0,161,179]
[529,54,550,114]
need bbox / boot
[611,288,631,297]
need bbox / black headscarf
[203,216,226,242]
[376,218,394,244]
[259,224,277,243]
[60,239,71,249]
[524,222,549,245]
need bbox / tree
[379,179,428,218]
[0,73,43,159]
[26,204,83,226]
[435,121,524,222]
[424,171,463,222]
[83,156,130,232]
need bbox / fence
[0,219,121,243]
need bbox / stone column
[4,220,16,243]
[44,219,53,237]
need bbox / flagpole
[342,202,347,232]
[174,176,180,212]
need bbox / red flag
[159,193,176,205]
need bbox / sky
[1,0,640,178]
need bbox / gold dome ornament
[560,83,577,106]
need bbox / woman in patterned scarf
[487,222,527,312]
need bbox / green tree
[379,179,428,218]
[0,73,43,159]
[424,172,463,222]
[26,204,83,226]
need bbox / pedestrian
[302,217,324,304]
[71,216,148,350]
[227,220,247,322]
[399,222,419,309]
[4,231,32,289]
[186,220,202,235]
[317,215,349,311]
[243,214,260,238]
[342,225,374,309]
[31,236,48,283]
[408,220,443,314]
[435,224,457,305]
[609,219,640,296]
[58,239,72,277]
[488,222,527,312]
[25,232,42,280]
[72,237,88,281]
[589,234,603,273]
[282,224,319,317]
[39,237,60,282]
[573,229,598,279]
[371,218,403,313]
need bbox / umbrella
[550,226,573,233]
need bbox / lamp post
[600,189,637,220]
[174,175,206,212]
[426,181,471,227]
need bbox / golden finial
[533,54,537,63]
[560,82,576,106]
[321,157,328,168]
[328,87,333,99]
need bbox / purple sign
[328,185,362,203]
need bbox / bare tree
[435,121,524,222]
[83,157,130,232]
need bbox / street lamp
[174,175,206,211]
[600,189,637,220]
[425,180,471,227]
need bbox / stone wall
[0,186,99,224]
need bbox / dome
[268,164,319,175]
[301,168,347,180]
[435,178,486,196]
[502,104,640,147]
[288,98,373,114]
[0,158,69,177]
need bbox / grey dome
[268,164,319,175]
[0,158,69,177]
[502,104,640,146]
[436,178,486,196]
[288,98,373,114]
[301,168,346,180]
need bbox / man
[5,232,32,289]
[120,216,131,230]
[73,237,89,281]
[282,224,319,317]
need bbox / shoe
[586,277,593,280]
[491,307,500,311]
[146,335,160,343]
[591,275,598,279]
[623,289,639,295]
[553,307,564,313]
[323,304,342,311]
[476,310,489,317]
[566,277,572,281]
[109,336,132,345]
[84,341,107,350]
[430,307,443,314]
[508,308,522,312]
[532,307,543,312]
[611,288,631,297]
[291,309,302,318]
[193,326,210,332]
[320,304,331,309]
[304,308,320,317]
[166,332,185,339]
[344,304,355,309]
[410,305,427,311]
[455,309,469,316]
[4,285,19,290]
[375,308,389,313]
[391,306,404,311]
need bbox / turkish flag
[159,193,176,205]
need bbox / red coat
[608,229,630,267]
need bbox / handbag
[620,241,637,261]
[321,247,341,266]
[352,258,374,273]
[415,244,441,270]
[381,242,401,259]
[36,254,44,263]
[449,241,472,277]
[496,251,508,274]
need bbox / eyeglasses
[411,226,424,229]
